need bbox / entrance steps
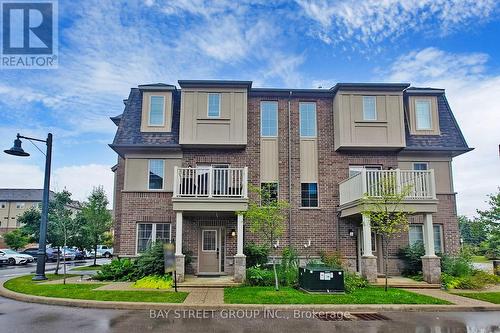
[373,276,441,289]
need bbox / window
[208,93,221,118]
[299,102,317,137]
[148,160,164,190]
[136,223,171,253]
[0,202,6,209]
[261,182,278,205]
[202,230,217,252]
[362,96,377,121]
[409,224,424,245]
[415,100,432,130]
[149,96,165,126]
[260,101,278,137]
[434,225,443,253]
[348,165,382,177]
[16,202,25,209]
[413,162,428,171]
[301,183,318,207]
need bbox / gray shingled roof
[0,189,55,201]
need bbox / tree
[241,185,289,291]
[477,188,500,259]
[458,215,488,247]
[362,175,411,292]
[3,229,29,251]
[18,207,41,242]
[81,186,112,266]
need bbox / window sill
[299,207,321,210]
[354,120,388,124]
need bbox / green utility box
[299,265,345,292]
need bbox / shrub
[131,243,165,280]
[246,267,275,286]
[442,270,500,290]
[133,275,173,289]
[279,247,299,287]
[319,250,344,269]
[244,243,270,268]
[344,272,368,293]
[440,251,474,278]
[95,258,135,281]
[398,242,425,276]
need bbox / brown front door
[199,228,220,273]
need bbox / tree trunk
[93,239,98,266]
[55,246,60,275]
[272,256,279,291]
[384,238,389,292]
[63,245,67,285]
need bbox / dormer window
[207,93,221,118]
[362,96,377,121]
[149,96,165,126]
[415,99,432,130]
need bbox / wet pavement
[0,295,499,333]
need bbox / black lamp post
[4,133,52,281]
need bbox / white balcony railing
[339,169,436,206]
[173,166,248,199]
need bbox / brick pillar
[234,255,246,283]
[175,255,185,282]
[422,256,441,284]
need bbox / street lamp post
[4,133,53,281]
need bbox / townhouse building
[110,80,471,283]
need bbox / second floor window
[0,202,5,209]
[208,93,221,117]
[413,162,428,171]
[261,182,278,205]
[362,96,377,121]
[415,100,432,130]
[16,202,25,209]
[301,183,318,207]
[261,101,278,137]
[149,96,165,126]
[148,160,164,190]
[299,102,317,137]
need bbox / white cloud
[0,162,114,206]
[383,47,500,217]
[296,0,498,47]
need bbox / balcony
[339,169,438,217]
[172,166,248,211]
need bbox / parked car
[59,249,76,261]
[20,247,59,262]
[0,249,33,265]
[0,253,9,266]
[88,245,113,258]
[62,248,85,260]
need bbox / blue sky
[1,0,499,217]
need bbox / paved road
[0,295,499,333]
[0,258,110,278]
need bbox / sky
[0,0,499,217]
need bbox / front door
[199,228,221,274]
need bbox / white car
[0,249,34,265]
[88,245,113,258]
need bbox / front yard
[224,286,451,305]
[453,292,500,304]
[4,275,187,303]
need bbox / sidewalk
[404,288,495,306]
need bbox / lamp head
[4,136,29,157]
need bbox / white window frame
[300,182,319,208]
[148,95,165,126]
[413,162,429,171]
[433,224,444,253]
[415,99,432,130]
[148,159,165,190]
[202,229,218,252]
[362,96,377,121]
[207,93,221,118]
[16,202,25,209]
[260,101,278,137]
[409,224,424,246]
[299,102,317,138]
[136,222,172,254]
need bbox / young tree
[477,188,500,259]
[81,186,112,266]
[458,215,488,248]
[362,175,411,291]
[241,185,289,291]
[3,229,29,251]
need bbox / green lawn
[224,286,451,305]
[454,292,500,304]
[471,256,492,264]
[70,265,102,271]
[4,275,187,303]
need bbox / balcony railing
[173,166,248,199]
[339,169,436,206]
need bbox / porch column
[234,213,246,283]
[360,213,377,283]
[421,213,441,284]
[175,211,185,282]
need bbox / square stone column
[360,256,378,283]
[234,255,246,283]
[175,255,185,283]
[360,214,377,282]
[421,256,441,284]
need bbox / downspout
[288,91,292,247]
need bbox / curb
[1,278,500,312]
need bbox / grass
[70,265,102,271]
[471,256,492,264]
[224,286,451,304]
[454,292,500,304]
[4,275,188,303]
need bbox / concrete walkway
[182,288,224,305]
[404,288,495,306]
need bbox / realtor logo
[1,0,58,69]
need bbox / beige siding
[124,156,182,192]
[260,138,279,182]
[300,139,318,182]
[179,88,247,146]
[333,91,406,150]
[398,156,453,194]
[0,201,38,229]
[140,91,173,132]
[408,96,440,135]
